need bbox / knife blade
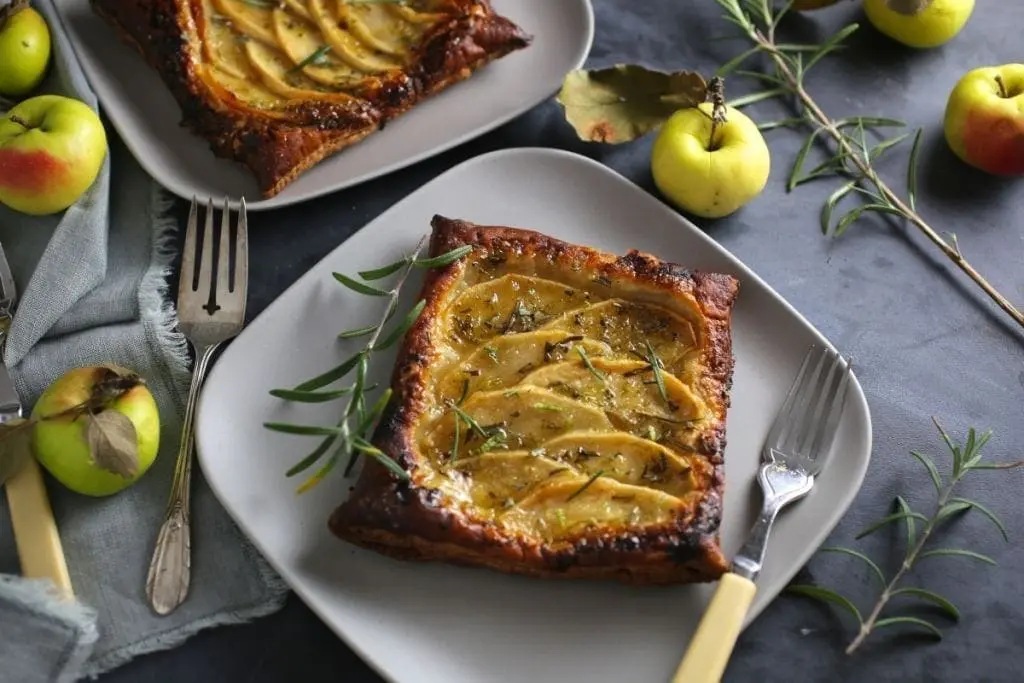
[0,243,74,600]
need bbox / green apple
[30,365,161,497]
[863,0,974,49]
[0,95,107,215]
[650,103,771,219]
[944,64,1024,176]
[0,0,51,97]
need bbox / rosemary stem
[365,235,429,351]
[845,475,959,654]
[750,29,1024,332]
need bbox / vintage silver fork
[672,344,853,683]
[146,196,248,616]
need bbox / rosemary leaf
[787,128,825,191]
[374,299,426,351]
[289,45,332,73]
[716,45,761,77]
[337,324,379,340]
[269,387,354,403]
[413,245,473,268]
[567,470,604,501]
[854,510,928,540]
[285,432,339,477]
[909,449,942,492]
[345,353,370,418]
[333,272,390,297]
[918,548,996,566]
[292,351,363,392]
[240,0,275,6]
[907,128,923,212]
[820,547,886,587]
[355,388,393,440]
[351,436,410,481]
[450,403,488,440]
[358,258,409,281]
[758,117,802,131]
[576,347,607,383]
[264,422,346,437]
[871,616,942,640]
[947,497,1009,541]
[644,340,670,406]
[804,23,858,72]
[295,450,343,494]
[787,585,863,624]
[728,87,787,109]
[889,588,960,621]
[820,180,857,235]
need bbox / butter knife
[0,243,74,599]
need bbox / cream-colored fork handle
[671,573,757,683]
[144,341,220,616]
[6,457,73,600]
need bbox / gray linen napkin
[0,1,288,680]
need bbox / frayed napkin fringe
[0,575,99,683]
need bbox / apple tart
[89,0,531,197]
[330,216,740,585]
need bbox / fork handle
[670,573,757,683]
[145,342,219,616]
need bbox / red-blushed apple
[944,64,1024,176]
[30,365,161,497]
[0,95,107,216]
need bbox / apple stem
[995,74,1009,99]
[706,76,727,152]
[7,115,31,129]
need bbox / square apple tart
[89,0,531,197]
[329,216,740,585]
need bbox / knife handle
[670,572,756,683]
[6,457,74,600]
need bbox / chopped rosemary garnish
[289,45,333,73]
[449,402,489,440]
[576,347,607,383]
[483,346,499,362]
[567,470,605,501]
[240,0,275,7]
[533,402,564,412]
[643,340,670,406]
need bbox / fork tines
[767,345,853,468]
[180,196,249,322]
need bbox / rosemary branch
[717,0,1024,332]
[789,418,1024,653]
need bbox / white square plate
[50,0,594,211]
[194,148,872,683]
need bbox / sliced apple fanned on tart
[89,0,531,196]
[330,216,741,585]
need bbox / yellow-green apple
[650,103,771,219]
[0,0,51,97]
[0,95,107,215]
[863,0,974,49]
[30,365,161,497]
[943,64,1024,177]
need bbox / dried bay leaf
[0,418,32,486]
[556,65,708,144]
[86,411,140,478]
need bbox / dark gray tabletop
[98,1,1024,681]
